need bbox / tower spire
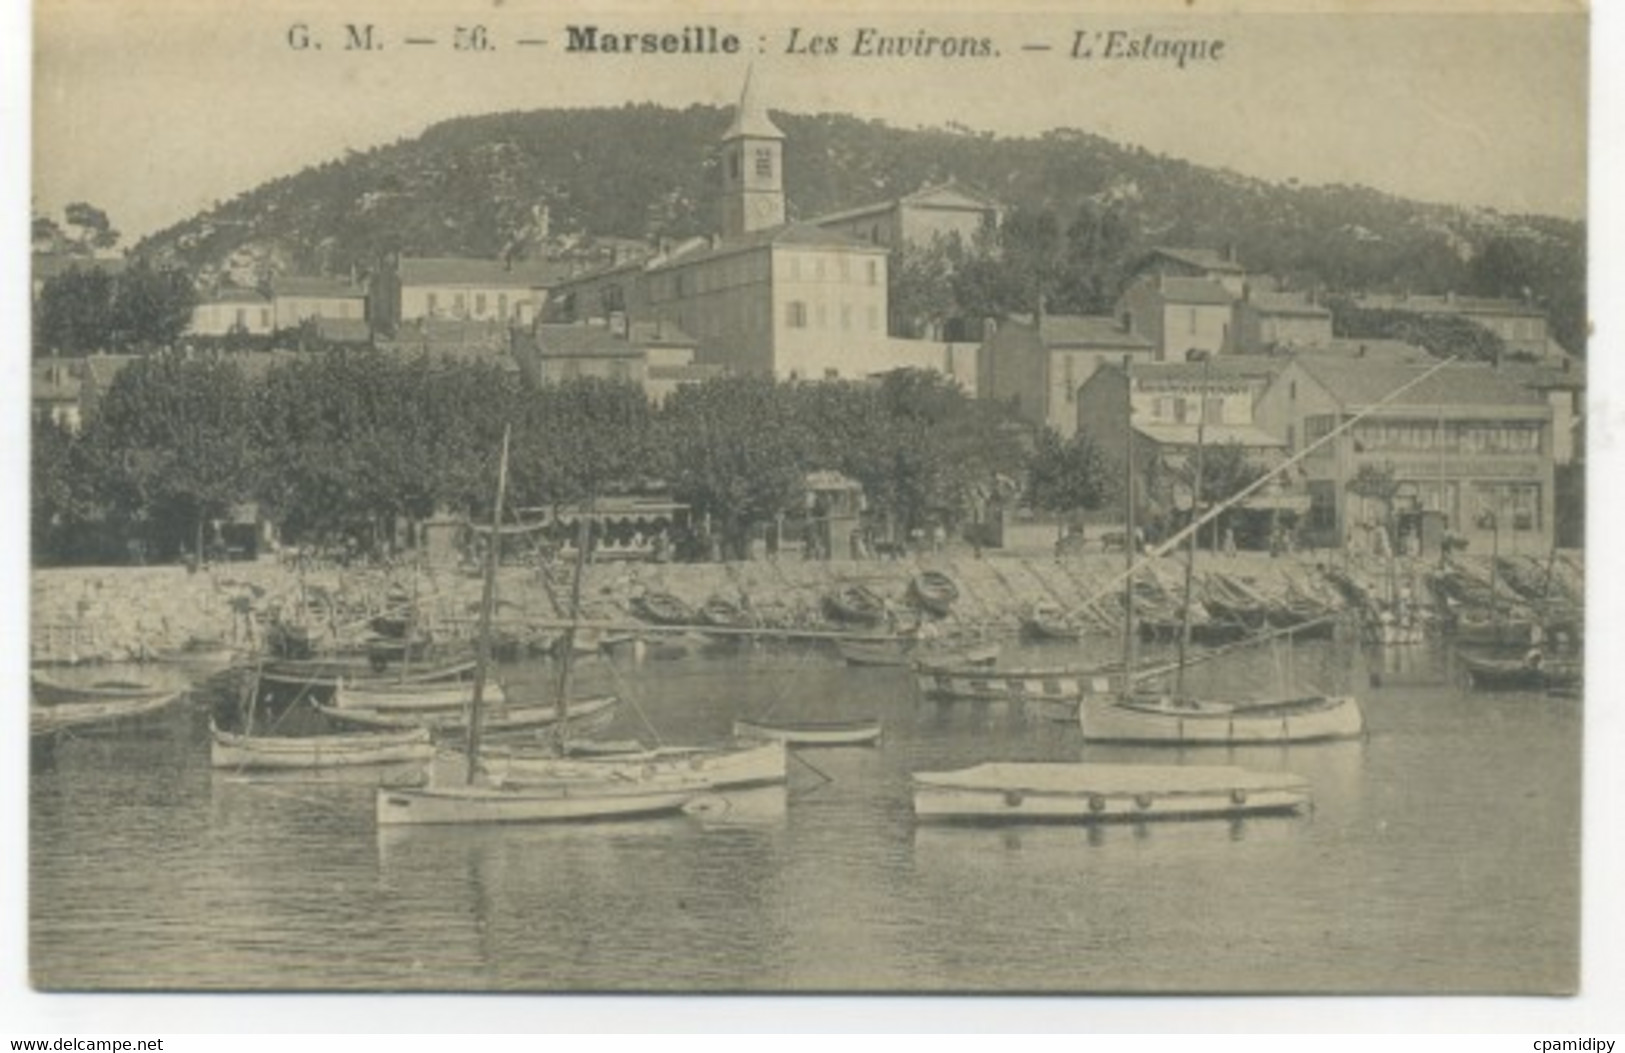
[723,65,784,142]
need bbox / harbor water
[29,635,1580,993]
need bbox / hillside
[132,104,1587,352]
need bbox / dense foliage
[34,357,1044,565]
[34,260,198,355]
[131,106,1586,355]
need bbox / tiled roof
[199,287,270,305]
[1034,314,1155,349]
[650,222,884,272]
[314,318,372,343]
[271,275,365,299]
[1155,277,1235,306]
[1130,356,1289,383]
[526,325,643,358]
[1242,289,1330,317]
[810,179,1001,227]
[397,256,568,288]
[1296,358,1550,410]
[628,320,698,346]
[1149,247,1246,274]
[1354,292,1545,318]
[1134,422,1285,448]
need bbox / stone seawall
[31,549,1583,665]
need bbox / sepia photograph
[12,0,1614,1027]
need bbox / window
[755,148,773,178]
[838,257,850,280]
[787,301,807,328]
[1188,308,1198,335]
[498,293,508,319]
[841,305,852,331]
[825,368,839,380]
[1064,356,1076,402]
[730,151,741,180]
[453,293,467,316]
[235,308,247,328]
[426,293,438,315]
[816,304,827,328]
[867,260,878,285]
[1203,396,1223,424]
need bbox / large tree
[79,353,257,559]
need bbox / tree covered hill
[132,103,1587,352]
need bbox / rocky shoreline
[32,548,1585,667]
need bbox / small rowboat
[376,777,709,826]
[1460,652,1583,692]
[915,665,1114,703]
[331,679,507,712]
[733,717,883,747]
[633,591,697,626]
[31,690,185,738]
[909,571,959,617]
[839,639,998,669]
[1078,692,1365,745]
[318,694,619,735]
[1021,604,1081,642]
[911,762,1313,823]
[824,584,887,627]
[30,673,172,707]
[487,738,787,791]
[699,596,756,630]
[210,721,434,770]
[260,657,477,695]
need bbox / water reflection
[30,636,1580,993]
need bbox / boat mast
[1177,351,1211,695]
[553,502,593,753]
[1121,356,1137,697]
[463,425,511,785]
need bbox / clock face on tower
[750,197,778,224]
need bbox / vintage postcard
[18,0,1605,1026]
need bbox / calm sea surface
[30,635,1580,993]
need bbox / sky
[29,0,1589,243]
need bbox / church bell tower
[718,67,785,239]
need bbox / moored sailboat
[375,430,709,827]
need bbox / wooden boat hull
[318,694,618,734]
[210,723,434,770]
[912,762,1312,823]
[1078,693,1365,745]
[633,592,697,626]
[733,718,883,747]
[375,779,704,826]
[915,667,1116,702]
[490,739,787,790]
[258,658,477,701]
[30,674,171,707]
[910,573,959,617]
[1461,654,1582,691]
[824,586,886,626]
[1022,618,1081,643]
[30,690,184,738]
[332,680,507,712]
